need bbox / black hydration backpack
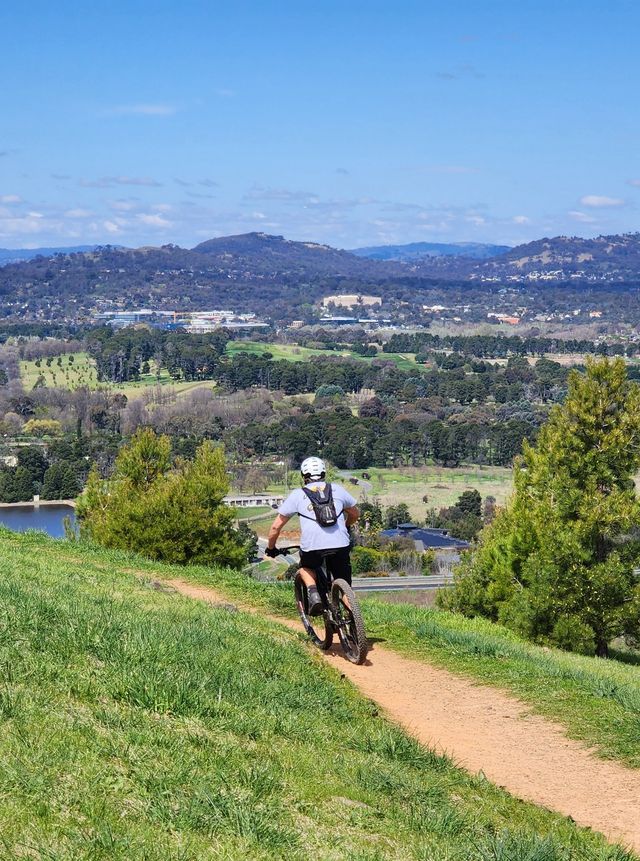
[301,483,340,527]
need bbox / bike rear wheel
[294,573,333,651]
[331,579,368,665]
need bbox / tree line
[385,332,629,358]
[226,408,534,468]
[86,327,231,383]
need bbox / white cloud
[0,194,22,204]
[568,210,597,224]
[137,213,172,227]
[627,179,640,188]
[244,185,320,204]
[0,214,60,238]
[65,208,93,218]
[579,194,625,208]
[109,199,138,212]
[512,214,531,225]
[103,104,177,116]
[103,220,123,234]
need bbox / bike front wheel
[331,579,368,665]
[294,573,333,651]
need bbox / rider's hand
[265,546,278,558]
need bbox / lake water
[0,504,76,538]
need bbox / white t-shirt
[278,482,357,551]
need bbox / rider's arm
[344,505,360,528]
[267,513,290,550]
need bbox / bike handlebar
[267,545,301,557]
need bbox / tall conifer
[442,358,640,656]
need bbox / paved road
[352,574,453,592]
[336,471,373,493]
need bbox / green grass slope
[179,562,640,771]
[0,530,634,860]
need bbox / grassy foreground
[0,530,634,860]
[179,561,640,771]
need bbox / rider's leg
[297,566,323,616]
[298,566,317,588]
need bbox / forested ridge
[2,231,640,323]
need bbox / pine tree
[12,467,36,503]
[441,358,640,657]
[42,463,81,500]
[76,429,246,568]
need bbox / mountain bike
[268,546,368,665]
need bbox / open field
[233,505,273,519]
[0,530,630,859]
[227,339,420,371]
[19,352,216,400]
[227,340,340,362]
[344,464,513,514]
[20,351,98,389]
[246,465,514,531]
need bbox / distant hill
[2,230,640,322]
[463,233,640,282]
[352,240,511,261]
[0,233,402,320]
[191,232,398,277]
[0,245,110,265]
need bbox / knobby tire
[331,578,368,665]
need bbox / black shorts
[299,546,352,585]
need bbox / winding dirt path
[164,577,640,853]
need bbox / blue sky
[1,0,639,249]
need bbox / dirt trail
[165,577,640,853]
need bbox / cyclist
[265,457,360,616]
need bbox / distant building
[224,494,284,508]
[380,523,470,552]
[94,308,268,332]
[487,312,521,325]
[318,316,360,326]
[94,309,174,328]
[186,318,269,333]
[423,304,450,314]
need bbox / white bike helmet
[300,456,326,482]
